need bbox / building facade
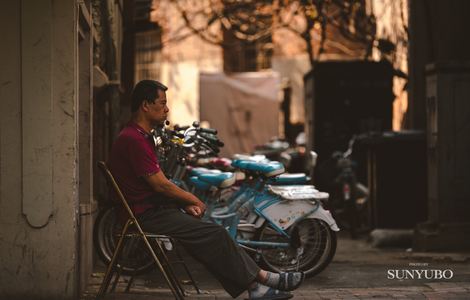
[0,0,124,298]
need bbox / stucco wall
[0,1,79,299]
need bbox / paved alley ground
[83,232,470,299]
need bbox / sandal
[248,287,293,300]
[277,272,305,292]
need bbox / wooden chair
[96,161,200,299]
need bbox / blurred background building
[0,0,469,299]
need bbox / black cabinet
[360,131,428,229]
[304,60,394,164]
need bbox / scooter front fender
[304,205,340,232]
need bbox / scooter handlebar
[199,132,224,147]
[199,127,217,135]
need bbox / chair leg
[110,267,122,292]
[96,220,132,299]
[152,238,187,297]
[125,271,135,293]
[172,239,202,294]
[139,232,185,300]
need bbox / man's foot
[249,284,293,300]
[265,271,305,292]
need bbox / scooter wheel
[93,206,155,275]
[254,219,337,277]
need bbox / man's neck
[131,116,152,134]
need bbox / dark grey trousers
[137,207,260,298]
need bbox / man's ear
[141,100,150,112]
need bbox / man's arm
[143,170,206,216]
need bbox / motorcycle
[316,135,370,238]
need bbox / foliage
[168,0,389,65]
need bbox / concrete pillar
[0,0,79,299]
[78,1,95,294]
[407,0,431,130]
[409,0,470,251]
[414,62,470,251]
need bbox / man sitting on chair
[108,80,304,300]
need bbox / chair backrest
[97,161,137,221]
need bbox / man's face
[145,89,169,126]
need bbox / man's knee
[203,222,231,239]
[215,223,229,235]
[216,224,236,244]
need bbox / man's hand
[185,204,205,218]
[195,200,206,214]
[145,171,207,211]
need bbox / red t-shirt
[108,122,160,215]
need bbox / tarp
[199,71,281,158]
[272,55,311,123]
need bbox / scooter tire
[255,219,337,278]
[93,206,155,275]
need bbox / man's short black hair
[131,80,168,112]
